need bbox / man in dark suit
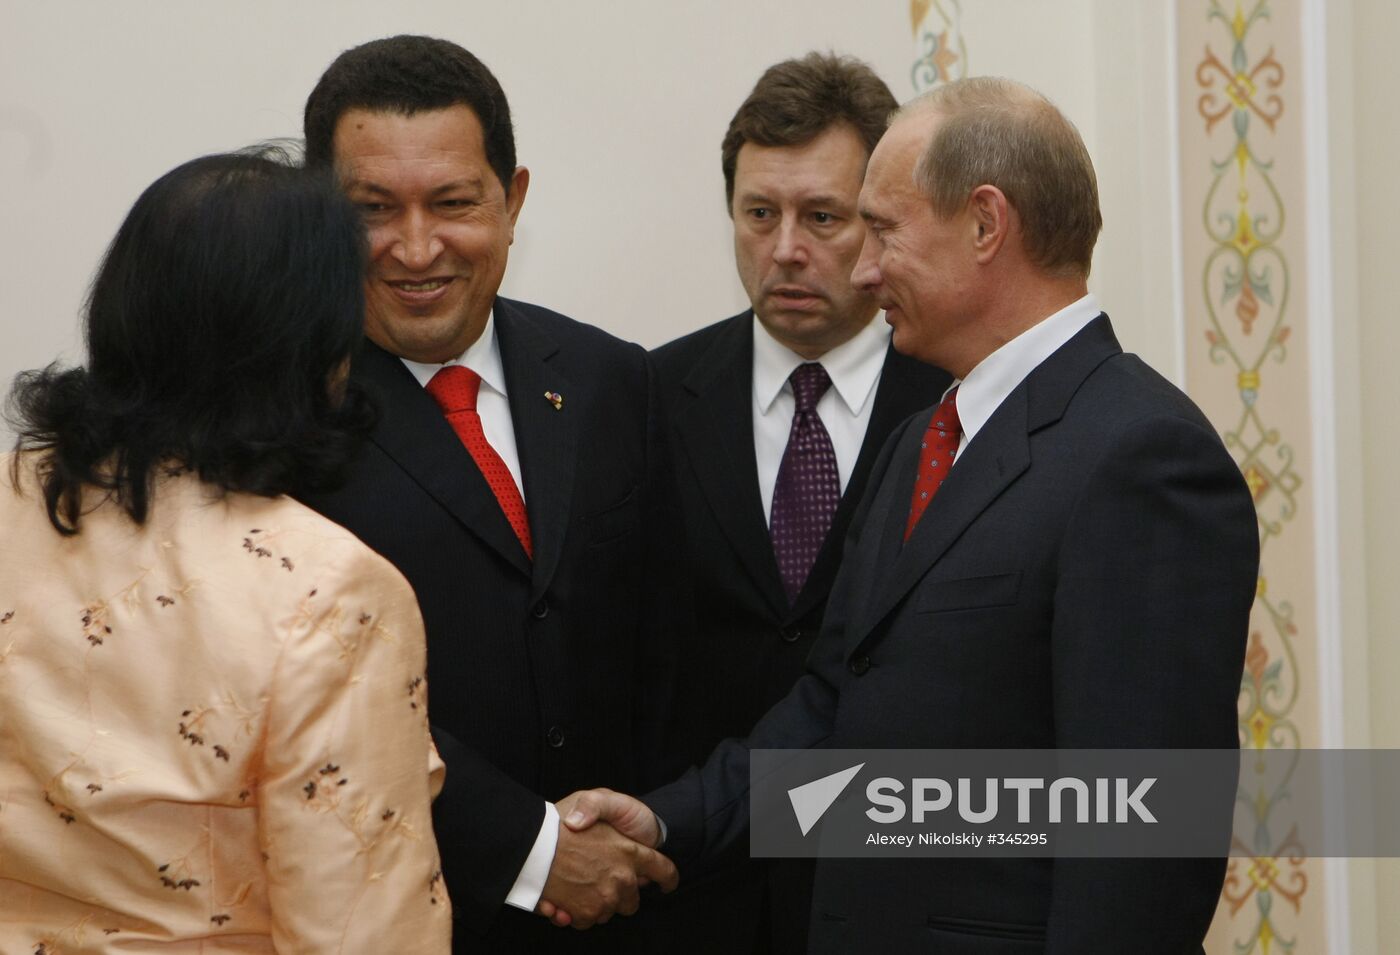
[556,77,1259,952]
[647,53,948,953]
[297,35,678,953]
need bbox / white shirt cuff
[504,801,560,911]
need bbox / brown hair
[903,77,1102,277]
[721,51,898,208]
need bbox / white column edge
[1166,0,1187,389]
[1300,0,1351,951]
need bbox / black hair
[7,146,374,534]
[304,34,517,190]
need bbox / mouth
[767,286,825,309]
[384,278,454,306]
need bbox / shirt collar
[751,313,890,416]
[399,309,508,397]
[953,293,1101,443]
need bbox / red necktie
[904,387,961,540]
[426,366,533,559]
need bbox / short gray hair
[898,77,1102,278]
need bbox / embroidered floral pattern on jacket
[0,458,449,953]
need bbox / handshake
[536,789,679,929]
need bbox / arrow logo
[787,763,864,836]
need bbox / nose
[772,220,808,268]
[391,208,444,272]
[851,233,881,291]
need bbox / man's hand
[559,787,664,848]
[536,789,675,928]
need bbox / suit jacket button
[849,655,871,676]
[780,626,801,643]
[531,599,549,619]
[546,726,565,748]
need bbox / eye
[812,211,836,225]
[356,202,391,216]
[747,207,773,221]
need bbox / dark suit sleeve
[1045,412,1258,953]
[644,422,906,873]
[428,726,546,927]
[643,668,840,869]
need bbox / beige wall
[1352,0,1400,751]
[1350,0,1400,942]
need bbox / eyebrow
[802,193,853,209]
[736,190,854,210]
[345,178,486,198]
[735,190,773,206]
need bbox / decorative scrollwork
[909,0,966,93]
[1195,3,1309,952]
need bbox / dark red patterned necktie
[426,366,533,559]
[905,387,961,540]
[769,363,841,604]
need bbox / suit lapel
[849,314,1122,647]
[674,313,789,618]
[495,298,578,602]
[858,389,1032,642]
[356,342,531,577]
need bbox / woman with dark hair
[0,150,450,953]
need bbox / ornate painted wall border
[910,0,967,93]
[1180,2,1330,951]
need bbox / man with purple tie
[647,52,950,953]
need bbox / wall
[1351,0,1400,943]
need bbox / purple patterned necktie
[770,362,841,605]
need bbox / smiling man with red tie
[296,35,682,954]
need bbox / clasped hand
[535,788,677,929]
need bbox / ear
[505,166,530,241]
[967,184,1010,264]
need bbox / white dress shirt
[752,314,892,523]
[948,293,1103,459]
[400,310,557,912]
